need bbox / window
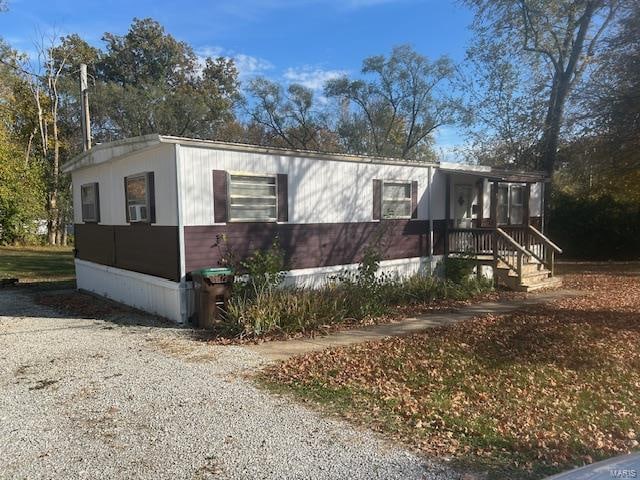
[80,183,99,222]
[382,181,412,219]
[496,184,525,225]
[510,185,524,225]
[497,185,509,225]
[125,174,149,222]
[228,174,277,222]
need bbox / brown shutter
[212,170,228,223]
[410,180,418,219]
[147,172,156,224]
[94,182,101,223]
[124,177,130,223]
[277,173,288,222]
[372,179,382,220]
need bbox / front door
[454,185,473,228]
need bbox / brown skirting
[74,223,180,281]
[184,220,446,274]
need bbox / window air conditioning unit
[129,205,148,222]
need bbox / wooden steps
[447,225,564,292]
[495,260,562,292]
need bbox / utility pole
[80,63,91,151]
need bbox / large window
[228,174,277,222]
[80,183,99,222]
[497,185,509,225]
[497,184,525,225]
[382,181,412,219]
[510,185,524,225]
[125,174,149,223]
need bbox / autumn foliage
[264,269,640,478]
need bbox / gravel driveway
[0,289,458,480]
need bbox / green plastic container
[193,267,234,277]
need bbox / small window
[510,185,524,225]
[81,183,99,222]
[382,182,412,219]
[228,174,277,222]
[125,174,149,223]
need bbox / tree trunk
[539,1,597,177]
[540,75,570,176]
[49,77,61,245]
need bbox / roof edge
[440,162,548,181]
[62,133,441,173]
[156,135,440,167]
[62,134,162,173]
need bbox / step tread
[518,277,563,292]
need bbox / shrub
[332,245,390,318]
[223,271,492,339]
[226,285,352,336]
[237,238,287,295]
[443,256,476,284]
[221,239,492,338]
[548,192,640,260]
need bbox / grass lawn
[0,246,75,282]
[263,265,640,479]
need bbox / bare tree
[464,0,622,174]
[326,45,456,160]
[246,77,335,151]
[25,31,73,244]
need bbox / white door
[454,185,473,228]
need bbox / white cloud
[282,66,347,91]
[234,53,274,78]
[196,46,273,78]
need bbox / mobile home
[62,134,561,323]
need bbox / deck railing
[447,228,494,256]
[495,228,530,283]
[446,225,562,280]
[528,224,563,276]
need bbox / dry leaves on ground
[264,270,640,479]
[36,292,133,319]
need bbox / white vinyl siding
[71,144,177,226]
[228,174,277,222]
[177,146,434,226]
[382,181,412,219]
[80,183,98,222]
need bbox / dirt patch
[29,379,59,390]
[145,337,220,363]
[35,291,135,319]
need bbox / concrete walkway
[246,288,581,361]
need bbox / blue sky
[0,0,474,152]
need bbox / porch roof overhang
[439,163,547,183]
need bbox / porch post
[490,180,499,268]
[523,183,531,250]
[444,174,451,256]
[523,183,531,226]
[476,179,484,228]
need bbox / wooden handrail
[528,225,563,253]
[448,227,495,232]
[496,228,531,256]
